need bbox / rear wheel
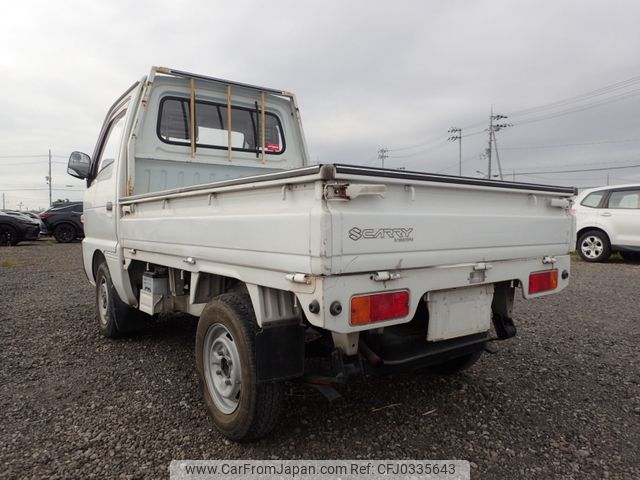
[53,223,76,243]
[196,293,284,441]
[577,230,611,263]
[0,225,19,246]
[95,261,147,338]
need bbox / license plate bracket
[427,284,494,341]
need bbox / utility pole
[48,149,52,207]
[486,109,511,180]
[487,108,493,179]
[2,193,5,210]
[377,148,389,169]
[492,129,504,180]
[447,127,462,176]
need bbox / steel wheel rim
[203,323,242,414]
[98,278,109,326]
[581,236,603,259]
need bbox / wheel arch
[91,250,107,282]
[52,220,77,232]
[576,226,610,249]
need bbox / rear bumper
[296,255,571,334]
[361,330,488,374]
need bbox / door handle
[600,212,612,217]
[106,201,113,211]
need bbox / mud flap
[493,313,517,339]
[255,321,305,383]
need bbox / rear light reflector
[39,213,50,219]
[528,270,558,294]
[350,290,410,326]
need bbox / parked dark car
[0,211,40,246]
[39,202,84,243]
[2,210,48,235]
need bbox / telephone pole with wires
[447,127,462,175]
[377,147,389,169]
[487,109,511,180]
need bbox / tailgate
[325,168,575,274]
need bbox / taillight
[39,213,50,219]
[350,290,410,326]
[528,270,558,294]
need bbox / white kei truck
[67,67,575,441]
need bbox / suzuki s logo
[348,227,414,242]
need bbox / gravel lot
[1,241,639,479]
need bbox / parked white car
[573,184,640,262]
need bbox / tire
[95,261,147,338]
[577,230,611,262]
[196,293,284,441]
[430,349,483,375]
[53,223,76,243]
[0,225,19,246]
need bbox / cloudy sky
[1,0,640,210]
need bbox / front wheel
[196,293,283,441]
[95,261,147,338]
[0,225,19,246]
[577,230,611,262]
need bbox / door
[84,106,129,253]
[598,188,640,247]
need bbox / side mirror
[67,151,92,179]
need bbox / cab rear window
[157,97,285,155]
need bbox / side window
[96,110,127,174]
[157,97,285,154]
[607,190,640,209]
[580,191,605,208]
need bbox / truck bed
[119,164,575,276]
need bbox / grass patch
[0,259,21,267]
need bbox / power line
[501,138,640,150]
[0,161,67,166]
[0,187,84,191]
[0,154,67,159]
[387,138,448,158]
[516,163,640,175]
[507,74,640,118]
[510,88,640,126]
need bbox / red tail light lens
[528,270,558,294]
[39,213,50,219]
[350,290,410,326]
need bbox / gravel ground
[1,241,639,479]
